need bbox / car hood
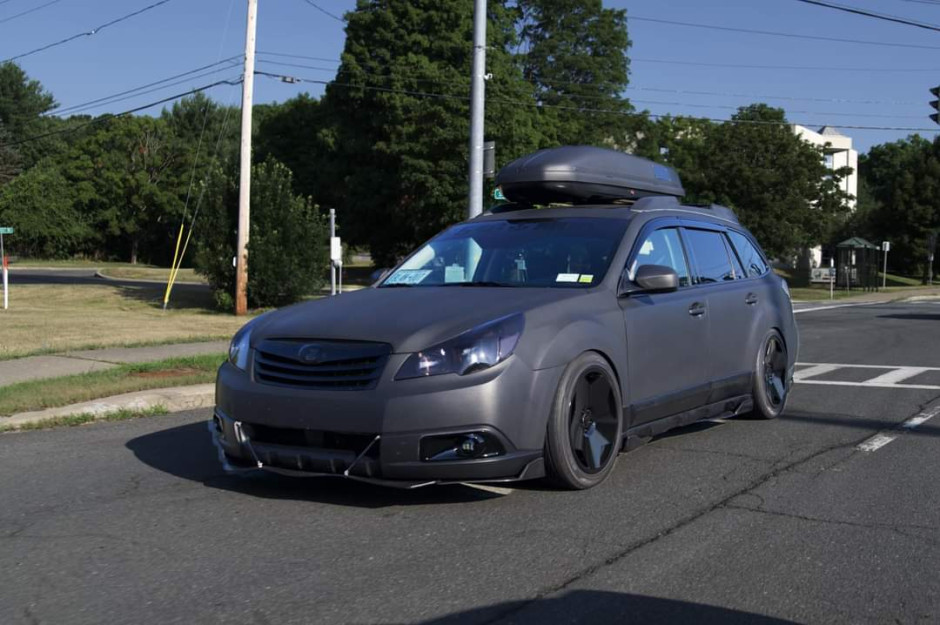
[251,286,588,353]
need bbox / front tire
[751,330,789,419]
[544,352,623,490]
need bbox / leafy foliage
[0,62,58,167]
[859,135,940,278]
[321,0,544,265]
[0,161,89,257]
[194,158,329,309]
[517,0,632,145]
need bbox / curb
[2,383,214,430]
[93,269,206,286]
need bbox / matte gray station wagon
[212,146,798,490]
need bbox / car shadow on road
[416,590,797,624]
[125,420,516,508]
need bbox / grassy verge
[0,405,169,433]
[0,283,253,360]
[0,353,224,416]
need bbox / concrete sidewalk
[0,341,228,387]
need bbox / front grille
[254,339,391,390]
[242,422,382,476]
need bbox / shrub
[193,157,329,309]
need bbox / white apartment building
[792,124,858,269]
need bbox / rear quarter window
[728,231,769,278]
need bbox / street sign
[0,227,13,235]
[882,241,891,252]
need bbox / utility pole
[235,0,258,316]
[466,0,487,219]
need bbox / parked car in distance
[212,146,797,490]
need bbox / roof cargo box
[495,145,684,205]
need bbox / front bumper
[212,355,561,487]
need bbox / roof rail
[630,198,739,224]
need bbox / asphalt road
[9,267,208,292]
[2,300,939,624]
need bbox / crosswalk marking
[795,362,940,390]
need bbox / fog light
[212,414,224,433]
[421,432,505,462]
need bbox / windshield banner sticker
[385,269,432,285]
[556,273,580,283]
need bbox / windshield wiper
[379,283,415,288]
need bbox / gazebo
[836,237,881,291]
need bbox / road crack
[478,425,916,625]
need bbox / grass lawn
[0,353,224,416]
[0,282,255,360]
[0,405,169,433]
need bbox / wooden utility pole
[235,0,258,315]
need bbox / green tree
[665,105,852,259]
[194,158,329,309]
[0,124,21,186]
[859,135,940,278]
[63,116,183,263]
[255,94,335,202]
[0,161,89,258]
[516,0,632,145]
[322,0,543,265]
[0,62,58,167]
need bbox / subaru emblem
[298,344,322,363]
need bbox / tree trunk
[130,238,139,265]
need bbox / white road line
[857,434,897,452]
[861,367,929,386]
[797,362,940,371]
[902,407,940,430]
[797,380,940,390]
[461,483,514,496]
[793,302,881,314]
[793,364,840,381]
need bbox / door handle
[745,293,758,306]
[688,302,706,317]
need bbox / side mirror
[370,268,392,284]
[619,264,679,296]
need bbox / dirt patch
[131,367,202,379]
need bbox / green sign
[0,227,12,235]
[493,187,506,201]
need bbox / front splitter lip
[208,420,545,490]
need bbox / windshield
[381,217,628,288]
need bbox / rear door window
[728,230,769,278]
[684,228,736,283]
[630,227,691,287]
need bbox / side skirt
[621,394,753,452]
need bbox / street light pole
[235,0,258,316]
[467,0,487,219]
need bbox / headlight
[228,313,269,371]
[395,313,524,380]
[780,278,791,299]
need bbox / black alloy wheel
[752,331,789,419]
[545,352,623,489]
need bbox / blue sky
[3,0,940,153]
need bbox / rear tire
[544,352,623,490]
[751,330,789,420]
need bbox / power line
[0,78,241,148]
[256,57,922,107]
[258,48,940,74]
[631,56,940,73]
[792,0,940,32]
[629,15,940,50]
[298,0,343,22]
[0,0,65,25]
[52,56,242,116]
[257,70,940,132]
[2,0,173,63]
